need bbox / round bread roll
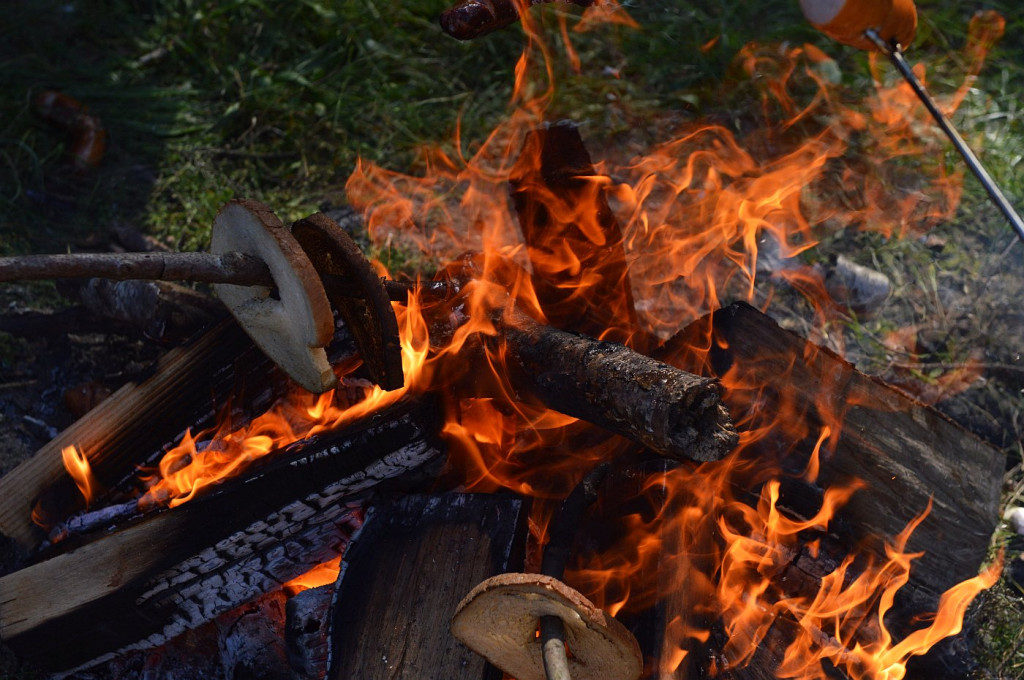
[800,0,917,51]
[451,573,643,680]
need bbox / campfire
[0,2,1014,679]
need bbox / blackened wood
[285,585,333,679]
[510,121,643,347]
[216,591,291,680]
[658,302,1003,604]
[326,493,528,680]
[496,308,737,462]
[0,318,277,550]
[439,0,593,40]
[292,213,404,391]
[0,398,443,673]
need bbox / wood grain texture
[659,302,1003,604]
[0,399,443,672]
[0,319,276,550]
[327,493,528,680]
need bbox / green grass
[2,0,1019,254]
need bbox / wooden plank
[0,398,443,673]
[657,302,1004,603]
[327,493,529,680]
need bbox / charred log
[286,585,333,680]
[326,493,528,680]
[0,398,444,673]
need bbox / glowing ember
[283,556,342,597]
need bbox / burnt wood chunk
[286,585,334,679]
[495,308,737,462]
[439,0,594,41]
[510,121,642,347]
[0,399,444,673]
[659,302,1004,603]
[327,493,529,680]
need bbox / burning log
[659,302,1004,604]
[0,319,282,551]
[0,398,443,673]
[492,307,736,462]
[325,493,529,680]
[510,121,643,347]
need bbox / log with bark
[487,306,737,462]
[0,398,444,673]
[326,493,529,680]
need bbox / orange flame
[139,296,431,508]
[67,6,1003,672]
[61,445,98,508]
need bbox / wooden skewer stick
[0,251,457,304]
[0,251,274,287]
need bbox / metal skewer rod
[864,28,1024,245]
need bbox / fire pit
[0,1,1020,679]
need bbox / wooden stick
[539,463,609,680]
[0,251,274,286]
[494,307,737,462]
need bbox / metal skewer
[864,28,1024,246]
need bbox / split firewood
[0,397,443,673]
[510,121,644,348]
[440,0,593,40]
[657,302,1004,604]
[326,494,529,680]
[0,318,281,551]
